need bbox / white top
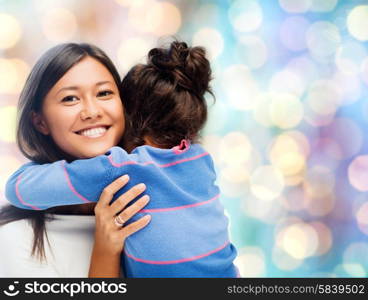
[0,214,96,277]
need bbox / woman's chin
[84,148,112,158]
[72,142,115,159]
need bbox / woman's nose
[80,99,103,121]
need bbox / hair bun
[147,41,212,96]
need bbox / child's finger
[97,175,130,208]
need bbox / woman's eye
[97,90,113,98]
[61,95,79,103]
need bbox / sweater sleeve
[5,147,131,210]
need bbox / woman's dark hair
[0,43,123,260]
[121,40,214,150]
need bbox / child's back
[108,142,237,277]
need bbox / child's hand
[88,175,151,277]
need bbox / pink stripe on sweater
[140,194,220,213]
[124,240,230,265]
[62,161,91,203]
[108,152,209,168]
[15,175,41,210]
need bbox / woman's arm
[88,175,151,277]
[5,147,131,210]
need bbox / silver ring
[114,215,125,227]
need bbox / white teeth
[79,127,107,138]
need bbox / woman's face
[35,56,125,159]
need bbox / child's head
[121,41,213,150]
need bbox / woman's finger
[116,195,150,224]
[109,183,146,214]
[121,215,151,238]
[97,175,130,208]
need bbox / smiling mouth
[75,126,110,138]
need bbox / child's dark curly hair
[121,40,214,151]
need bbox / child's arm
[5,147,131,210]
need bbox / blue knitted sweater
[5,141,238,277]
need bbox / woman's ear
[31,111,50,135]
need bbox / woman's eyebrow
[96,81,113,86]
[55,81,113,96]
[56,86,79,96]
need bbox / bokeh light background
[1,0,368,277]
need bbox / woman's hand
[88,175,151,277]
